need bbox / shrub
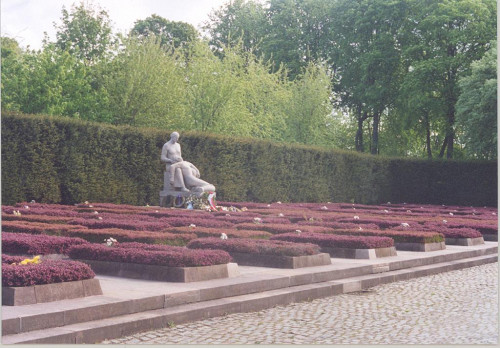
[323,229,444,243]
[235,223,331,234]
[56,228,197,245]
[187,237,320,257]
[424,221,497,236]
[393,225,482,238]
[2,255,26,264]
[1,213,75,224]
[297,221,381,230]
[166,226,272,239]
[2,260,95,287]
[1,220,86,234]
[271,233,394,249]
[67,217,172,231]
[67,243,232,267]
[2,232,89,255]
[163,217,234,228]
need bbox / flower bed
[67,218,172,231]
[187,237,330,269]
[58,227,197,245]
[187,237,320,256]
[270,233,396,259]
[1,213,75,224]
[235,223,331,234]
[2,260,95,287]
[162,217,234,228]
[271,233,394,249]
[2,259,102,306]
[324,229,444,244]
[67,243,235,282]
[1,220,86,234]
[67,243,231,267]
[2,232,89,255]
[167,226,272,239]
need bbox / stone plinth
[394,241,446,252]
[229,252,332,268]
[2,279,102,306]
[78,259,238,282]
[321,246,397,259]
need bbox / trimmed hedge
[67,243,232,267]
[2,232,89,255]
[2,260,95,287]
[270,233,394,249]
[1,112,496,206]
[187,237,320,257]
[167,226,273,239]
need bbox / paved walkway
[101,262,498,345]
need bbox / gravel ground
[101,262,498,345]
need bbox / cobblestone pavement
[102,262,498,345]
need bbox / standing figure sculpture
[160,132,216,206]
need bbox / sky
[1,0,231,50]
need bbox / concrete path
[102,262,498,345]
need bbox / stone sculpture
[159,132,215,207]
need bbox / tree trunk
[371,111,380,155]
[424,112,432,159]
[355,107,366,152]
[438,135,448,158]
[446,107,454,159]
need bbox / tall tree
[402,0,496,159]
[455,40,497,160]
[203,0,267,55]
[130,15,199,49]
[329,0,406,154]
[54,2,114,65]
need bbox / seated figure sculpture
[160,132,216,194]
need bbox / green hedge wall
[1,112,497,206]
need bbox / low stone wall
[78,259,239,282]
[229,252,331,268]
[394,242,446,252]
[482,234,497,242]
[2,279,102,306]
[320,246,397,259]
[445,237,484,246]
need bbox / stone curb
[229,252,332,268]
[2,279,102,306]
[2,253,497,344]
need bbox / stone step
[2,253,497,344]
[2,244,497,337]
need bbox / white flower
[276,201,282,204]
[105,237,117,247]
[472,213,476,216]
[93,211,99,214]
[146,204,150,207]
[220,233,228,240]
[358,227,363,230]
[89,205,93,208]
[267,204,271,207]
[309,217,314,221]
[492,212,497,216]
[321,206,328,210]
[253,217,262,224]
[443,220,448,223]
[353,207,356,210]
[354,216,360,220]
[406,210,412,213]
[24,205,29,210]
[295,230,302,234]
[225,214,231,217]
[84,201,89,205]
[13,210,21,216]
[401,223,410,228]
[241,207,248,211]
[387,202,391,204]
[98,216,103,220]
[189,224,196,229]
[155,210,159,213]
[383,210,389,213]
[449,212,454,216]
[327,202,331,204]
[30,200,36,203]
[278,213,284,217]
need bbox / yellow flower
[19,255,41,265]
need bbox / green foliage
[54,2,114,65]
[2,112,496,207]
[455,40,497,160]
[130,14,199,49]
